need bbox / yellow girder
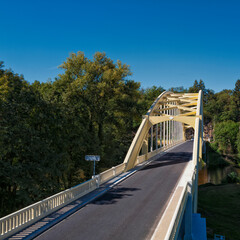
[123,91,203,171]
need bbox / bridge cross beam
[124,91,203,172]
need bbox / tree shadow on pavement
[91,187,141,205]
[140,152,192,171]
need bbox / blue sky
[1,0,240,92]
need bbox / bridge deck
[35,141,193,240]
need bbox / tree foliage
[0,68,65,215]
[141,85,165,110]
[189,79,214,104]
[188,79,239,156]
[204,90,238,123]
[233,79,240,121]
[214,121,239,154]
[168,86,188,93]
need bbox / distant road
[36,141,193,240]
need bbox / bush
[205,142,229,167]
[226,172,240,183]
[209,141,219,152]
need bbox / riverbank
[198,183,240,240]
[199,142,240,185]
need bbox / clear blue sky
[1,0,240,92]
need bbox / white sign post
[85,155,100,177]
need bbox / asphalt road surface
[36,141,193,240]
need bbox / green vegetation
[226,172,240,183]
[205,142,229,168]
[198,79,240,239]
[203,78,240,170]
[198,184,240,240]
[214,121,239,154]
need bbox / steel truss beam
[124,91,203,171]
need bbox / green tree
[189,80,199,93]
[233,79,240,121]
[237,132,240,158]
[205,90,238,123]
[55,52,142,172]
[189,79,214,105]
[0,67,67,216]
[141,85,165,110]
[168,86,188,93]
[59,52,130,143]
[214,121,239,154]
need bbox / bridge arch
[124,90,203,171]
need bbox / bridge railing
[0,177,98,239]
[99,163,126,184]
[168,165,197,240]
[0,162,126,239]
[151,155,197,240]
[136,139,184,165]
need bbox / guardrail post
[96,175,100,188]
[112,167,116,177]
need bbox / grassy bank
[198,183,240,240]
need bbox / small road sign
[85,155,100,161]
[85,155,100,177]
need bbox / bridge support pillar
[184,194,193,240]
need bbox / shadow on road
[140,152,192,171]
[91,187,141,205]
